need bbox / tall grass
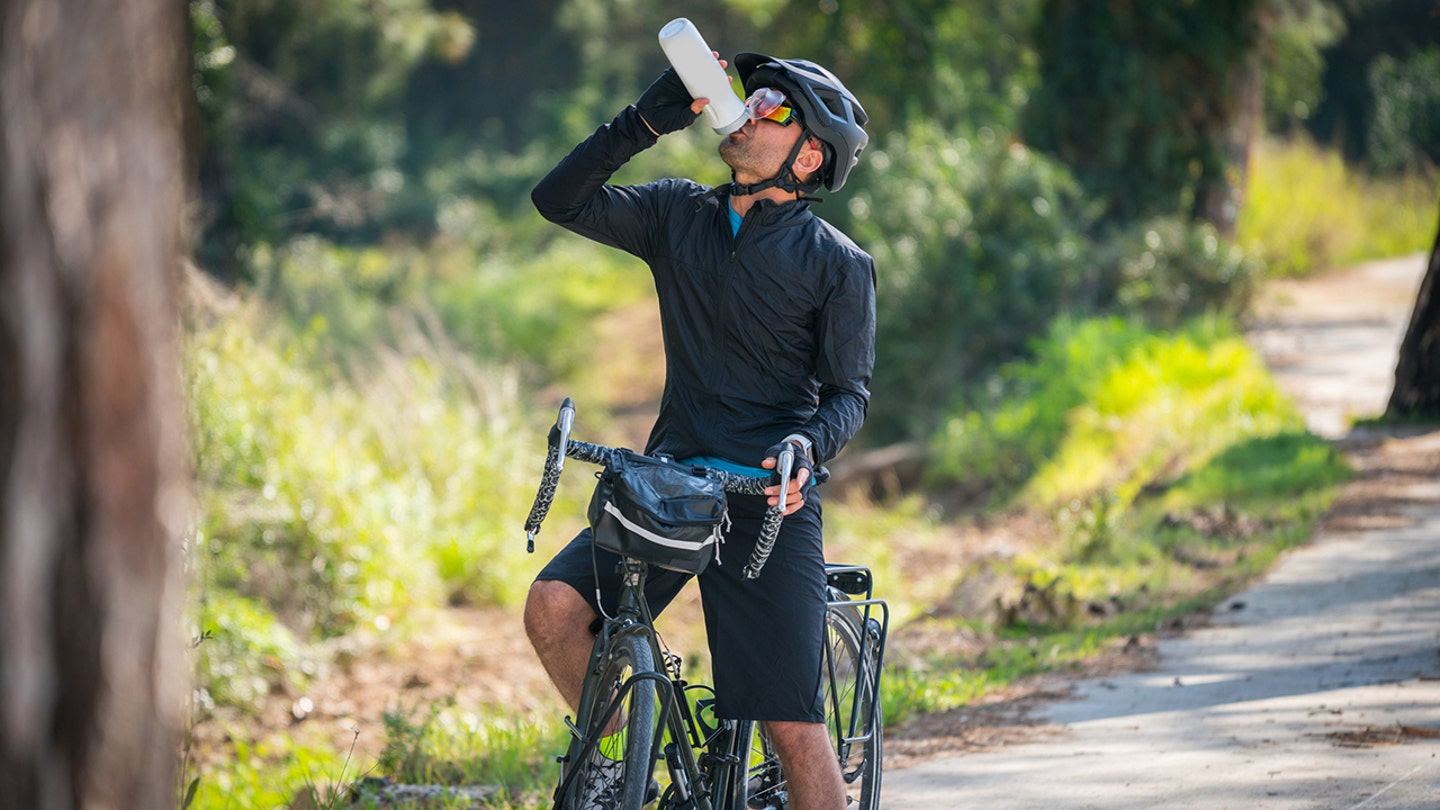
[185,290,596,716]
[1237,135,1435,277]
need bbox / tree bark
[1386,202,1440,420]
[1194,5,1271,238]
[0,0,188,807]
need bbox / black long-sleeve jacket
[531,105,876,468]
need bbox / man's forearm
[531,105,658,224]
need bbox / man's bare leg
[764,720,846,810]
[523,579,599,712]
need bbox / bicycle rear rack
[824,564,889,754]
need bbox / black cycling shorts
[534,491,827,723]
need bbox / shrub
[843,122,1096,438]
[1092,217,1261,327]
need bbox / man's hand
[636,67,701,136]
[762,440,813,516]
[636,56,729,137]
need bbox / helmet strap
[729,130,823,197]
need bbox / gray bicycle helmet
[734,52,869,192]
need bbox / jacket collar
[710,188,813,226]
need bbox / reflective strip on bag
[603,500,716,551]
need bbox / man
[526,51,875,810]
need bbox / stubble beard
[718,132,785,184]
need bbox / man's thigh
[699,492,827,722]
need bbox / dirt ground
[189,254,1438,796]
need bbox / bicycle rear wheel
[728,597,883,809]
[559,632,658,810]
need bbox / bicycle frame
[530,400,885,809]
[557,556,743,810]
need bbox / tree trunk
[1386,203,1440,420]
[0,0,188,807]
[1194,5,1271,238]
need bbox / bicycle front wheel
[728,598,883,809]
[559,632,657,810]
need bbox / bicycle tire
[729,596,883,809]
[559,633,658,810]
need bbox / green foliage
[930,316,1298,507]
[1023,325,1299,508]
[1367,47,1440,173]
[895,318,1349,722]
[843,122,1095,438]
[1023,0,1266,226]
[189,733,360,810]
[191,0,476,275]
[249,232,652,379]
[1164,430,1349,511]
[186,292,570,710]
[427,239,654,380]
[1237,135,1436,276]
[379,702,562,796]
[194,591,309,708]
[1092,217,1262,326]
[1263,1,1345,132]
[845,120,1261,441]
[1307,0,1440,166]
[768,0,1042,135]
[931,317,1146,495]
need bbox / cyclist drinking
[525,51,875,810]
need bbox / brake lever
[529,397,576,554]
[775,443,795,514]
[556,397,575,472]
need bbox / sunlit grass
[1238,135,1435,277]
[189,731,363,810]
[377,702,564,805]
[889,314,1351,725]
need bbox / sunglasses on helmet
[744,87,797,127]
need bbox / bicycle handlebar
[524,399,788,579]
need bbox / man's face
[718,96,806,184]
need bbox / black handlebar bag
[587,449,729,575]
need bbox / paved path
[884,255,1440,810]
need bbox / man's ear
[794,139,825,177]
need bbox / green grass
[1237,135,1435,277]
[188,731,364,810]
[376,702,564,806]
[888,315,1351,725]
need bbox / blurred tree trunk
[1194,6,1272,237]
[1386,206,1440,420]
[0,0,188,807]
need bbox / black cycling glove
[765,440,815,494]
[636,67,700,136]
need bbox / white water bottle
[658,18,747,135]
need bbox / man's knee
[762,720,833,760]
[524,579,594,648]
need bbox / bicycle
[523,398,888,810]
